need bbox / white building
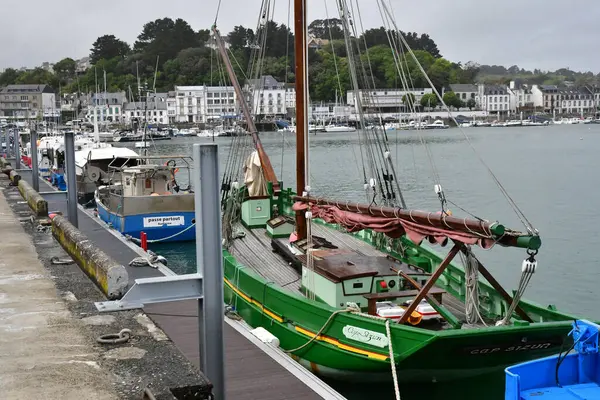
[449,84,481,108]
[205,86,237,121]
[0,84,57,120]
[122,93,168,125]
[245,75,295,117]
[85,91,127,123]
[507,81,534,112]
[166,91,177,124]
[174,86,204,123]
[346,88,434,113]
[555,88,595,115]
[174,85,238,123]
[481,85,510,115]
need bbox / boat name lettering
[466,342,555,355]
[143,216,185,228]
[342,325,389,348]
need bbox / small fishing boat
[75,147,140,203]
[505,320,600,399]
[94,155,196,242]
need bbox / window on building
[207,93,212,98]
[493,104,497,110]
[221,93,227,98]
[228,92,234,97]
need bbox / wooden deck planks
[145,300,323,400]
[229,226,302,291]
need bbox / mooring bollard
[31,130,39,192]
[140,231,148,251]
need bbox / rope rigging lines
[377,0,536,234]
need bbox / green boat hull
[222,189,579,382]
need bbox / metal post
[14,130,20,169]
[31,130,39,192]
[193,143,225,400]
[64,132,78,228]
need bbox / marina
[2,114,600,400]
[1,0,600,398]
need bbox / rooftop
[0,84,54,94]
[247,75,285,90]
[484,85,507,95]
[449,84,478,92]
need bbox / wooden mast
[294,0,307,240]
[212,25,278,188]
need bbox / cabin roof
[300,250,413,283]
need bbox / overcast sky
[1,0,598,73]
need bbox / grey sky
[1,0,598,73]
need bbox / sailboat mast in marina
[212,0,588,386]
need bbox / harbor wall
[17,180,47,217]
[51,215,128,299]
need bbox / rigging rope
[461,247,488,326]
[385,319,402,400]
[284,305,360,354]
[497,251,537,326]
[378,0,537,234]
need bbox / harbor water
[128,124,600,399]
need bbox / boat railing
[104,155,194,198]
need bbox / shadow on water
[327,372,503,400]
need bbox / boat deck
[229,222,475,327]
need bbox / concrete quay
[0,172,211,399]
[2,156,345,400]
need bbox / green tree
[402,93,416,109]
[442,91,462,110]
[308,19,344,40]
[466,98,477,110]
[427,58,454,91]
[420,93,438,109]
[227,26,255,50]
[90,35,130,64]
[134,18,200,68]
[197,29,210,46]
[309,51,350,101]
[53,58,77,85]
[0,68,21,86]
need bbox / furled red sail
[293,202,495,249]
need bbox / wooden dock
[19,170,341,400]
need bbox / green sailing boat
[212,0,580,384]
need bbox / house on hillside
[245,75,295,118]
[0,84,57,119]
[307,35,329,50]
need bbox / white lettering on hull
[143,216,185,228]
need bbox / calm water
[124,124,600,399]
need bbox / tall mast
[212,25,278,187]
[294,0,308,240]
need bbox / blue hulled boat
[505,320,600,399]
[95,156,196,243]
